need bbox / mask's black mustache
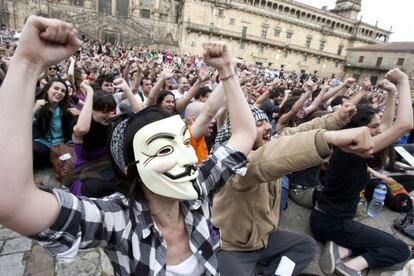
[163,165,197,180]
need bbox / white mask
[132,115,201,200]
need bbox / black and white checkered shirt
[31,144,247,276]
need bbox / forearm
[123,88,142,112]
[219,66,255,154]
[176,81,202,112]
[146,77,164,105]
[349,90,368,105]
[323,84,346,102]
[304,91,324,115]
[394,79,413,129]
[380,91,396,130]
[254,90,270,108]
[67,59,75,83]
[130,71,142,92]
[73,91,93,135]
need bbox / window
[319,40,326,51]
[305,36,312,48]
[218,8,224,17]
[303,55,308,62]
[358,56,364,63]
[286,32,293,44]
[209,22,214,32]
[99,0,112,14]
[261,27,268,39]
[397,58,405,65]
[335,61,339,68]
[274,28,281,37]
[317,57,321,64]
[240,41,246,49]
[229,18,235,25]
[241,26,247,38]
[370,76,378,85]
[376,57,383,67]
[258,45,264,53]
[74,0,84,5]
[284,51,288,58]
[141,9,150,18]
[337,45,344,55]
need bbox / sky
[295,0,414,42]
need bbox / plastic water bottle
[367,181,387,218]
[356,190,367,218]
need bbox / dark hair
[94,73,115,90]
[330,96,349,108]
[345,105,378,129]
[109,106,172,202]
[278,96,299,118]
[34,79,74,142]
[270,88,284,98]
[156,90,176,107]
[81,92,116,159]
[93,90,117,112]
[194,86,211,100]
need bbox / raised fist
[337,102,357,121]
[14,16,81,68]
[361,78,372,91]
[202,42,232,70]
[344,78,356,88]
[377,79,397,93]
[325,127,374,158]
[385,68,408,84]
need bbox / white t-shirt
[171,89,185,101]
[166,254,206,276]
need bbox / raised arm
[191,82,226,139]
[66,56,76,83]
[372,69,413,153]
[0,16,81,235]
[146,66,173,106]
[175,69,208,113]
[323,78,355,104]
[348,78,370,105]
[203,42,255,155]
[72,80,94,143]
[303,85,326,115]
[277,81,313,130]
[113,77,142,112]
[377,79,397,130]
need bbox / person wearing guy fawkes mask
[0,23,257,276]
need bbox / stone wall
[344,50,414,88]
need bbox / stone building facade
[0,0,391,77]
[344,42,414,89]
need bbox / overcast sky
[295,0,414,42]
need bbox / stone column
[111,0,116,16]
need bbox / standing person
[33,78,75,169]
[311,73,412,276]
[0,17,256,276]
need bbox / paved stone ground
[0,168,413,275]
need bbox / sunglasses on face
[49,67,58,71]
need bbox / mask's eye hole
[157,146,174,156]
[184,138,190,146]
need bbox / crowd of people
[0,16,414,276]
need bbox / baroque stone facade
[1,0,391,76]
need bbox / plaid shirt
[31,144,247,276]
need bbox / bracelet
[220,73,236,82]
